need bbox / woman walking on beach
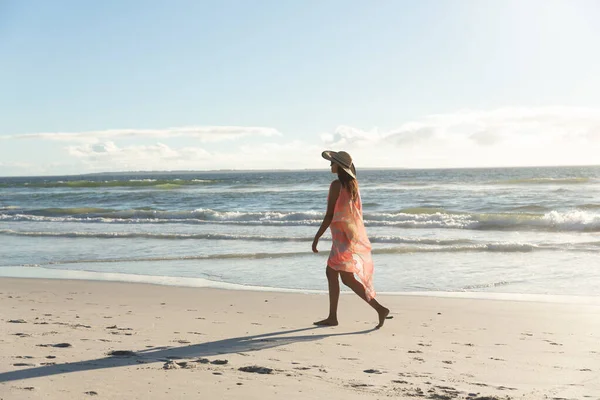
[312,150,390,329]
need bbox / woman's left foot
[375,307,390,329]
[313,317,338,326]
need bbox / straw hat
[321,150,356,179]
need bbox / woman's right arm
[312,180,341,253]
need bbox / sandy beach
[1,277,599,399]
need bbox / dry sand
[1,277,599,399]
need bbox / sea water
[1,167,599,298]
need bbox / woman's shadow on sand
[0,326,376,383]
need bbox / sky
[1,0,599,176]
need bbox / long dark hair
[337,165,358,201]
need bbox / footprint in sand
[239,366,273,374]
[107,350,137,357]
[37,343,72,348]
[363,369,383,374]
[543,339,562,346]
[349,383,373,388]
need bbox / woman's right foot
[313,318,338,326]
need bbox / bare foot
[375,307,390,329]
[313,318,338,326]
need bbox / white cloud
[322,107,600,168]
[1,126,281,143]
[0,161,33,169]
[66,141,210,171]
[65,140,323,172]
[2,107,599,175]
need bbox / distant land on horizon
[2,164,600,179]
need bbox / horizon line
[1,164,600,179]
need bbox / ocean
[1,166,599,298]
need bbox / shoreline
[1,277,599,399]
[3,267,600,306]
[2,266,600,306]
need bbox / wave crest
[2,208,599,232]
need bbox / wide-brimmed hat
[322,150,356,179]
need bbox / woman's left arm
[312,180,341,253]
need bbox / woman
[312,150,390,329]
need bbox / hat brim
[321,150,356,179]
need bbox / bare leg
[314,267,340,326]
[340,271,390,329]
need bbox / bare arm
[312,180,341,253]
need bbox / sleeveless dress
[327,184,376,301]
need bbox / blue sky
[1,0,599,175]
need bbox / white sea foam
[2,208,600,232]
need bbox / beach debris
[239,365,273,374]
[211,359,228,365]
[13,363,35,367]
[107,350,137,357]
[84,391,99,396]
[37,343,72,348]
[162,360,197,369]
[13,333,31,337]
[8,319,27,323]
[163,360,180,369]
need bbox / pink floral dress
[327,184,376,300]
